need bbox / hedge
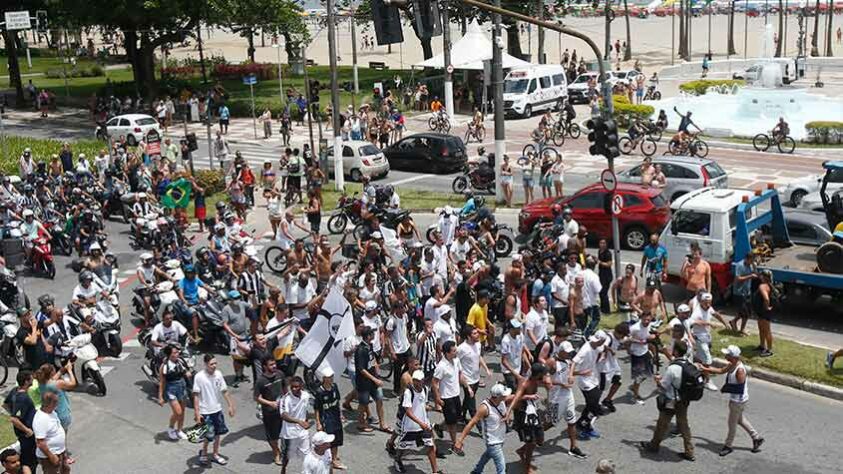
[193,169,225,195]
[805,121,843,144]
[678,79,745,95]
[45,65,105,79]
[612,95,654,127]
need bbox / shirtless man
[314,236,338,290]
[568,275,585,330]
[640,157,655,186]
[610,264,639,319]
[631,278,667,321]
[287,239,312,270]
[680,243,711,302]
[508,363,549,474]
[505,256,528,312]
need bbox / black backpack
[671,358,705,402]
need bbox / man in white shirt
[581,257,603,338]
[385,304,412,393]
[192,354,236,467]
[562,208,579,238]
[549,342,587,459]
[662,304,695,361]
[33,391,67,473]
[149,310,189,355]
[564,252,582,285]
[549,263,570,329]
[419,250,440,300]
[432,340,471,455]
[457,327,491,421]
[628,312,657,404]
[302,431,334,474]
[598,322,630,413]
[280,375,314,473]
[286,271,317,322]
[690,293,728,390]
[500,320,528,390]
[572,331,606,439]
[524,296,550,352]
[394,370,440,473]
[433,305,458,349]
[431,234,450,281]
[424,283,455,325]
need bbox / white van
[503,65,568,119]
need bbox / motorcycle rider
[195,248,217,283]
[35,295,56,326]
[44,306,89,362]
[210,223,231,257]
[20,209,51,264]
[137,252,177,324]
[131,192,157,244]
[222,290,252,386]
[72,271,104,308]
[18,184,40,214]
[74,209,100,255]
[175,265,205,343]
[150,308,191,357]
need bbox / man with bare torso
[287,239,311,270]
[631,278,667,321]
[568,275,585,331]
[314,236,337,290]
[611,264,640,318]
[508,363,549,474]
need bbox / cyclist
[560,99,576,125]
[430,96,443,114]
[772,117,790,142]
[539,109,555,129]
[655,109,668,130]
[531,122,550,147]
[671,107,697,149]
[628,118,645,143]
[469,106,484,134]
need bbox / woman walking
[158,345,192,441]
[753,270,775,357]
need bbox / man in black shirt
[314,368,347,471]
[3,371,37,472]
[15,308,50,371]
[354,327,389,433]
[254,357,286,466]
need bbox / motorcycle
[0,268,30,311]
[130,212,162,250]
[138,328,197,384]
[131,280,179,325]
[29,236,56,279]
[92,300,122,358]
[44,216,73,257]
[352,207,413,241]
[63,332,107,396]
[102,182,130,222]
[327,193,365,235]
[192,282,232,352]
[0,311,21,377]
[452,163,495,194]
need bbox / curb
[711,357,843,402]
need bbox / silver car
[616,156,728,202]
[781,167,843,207]
[770,209,832,247]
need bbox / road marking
[387,174,436,186]
[117,277,129,284]
[103,353,132,362]
[121,269,135,275]
[123,339,141,348]
[100,366,114,377]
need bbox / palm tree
[775,0,784,57]
[727,0,737,55]
[811,0,820,56]
[623,0,632,60]
[825,0,834,56]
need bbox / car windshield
[615,72,628,79]
[573,75,593,84]
[504,79,529,94]
[135,118,157,126]
[358,144,380,156]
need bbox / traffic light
[309,80,320,103]
[412,0,443,39]
[586,117,620,159]
[185,133,198,152]
[36,11,48,34]
[372,0,405,45]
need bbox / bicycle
[521,142,560,164]
[667,132,709,158]
[619,133,658,157]
[753,132,796,154]
[428,112,451,134]
[464,123,486,143]
[643,85,662,101]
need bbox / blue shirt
[733,261,754,297]
[643,244,668,274]
[461,198,476,217]
[179,277,205,305]
[219,106,230,120]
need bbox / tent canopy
[415,20,532,71]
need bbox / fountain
[646,25,843,140]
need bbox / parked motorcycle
[327,193,365,235]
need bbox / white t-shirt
[598,333,623,375]
[151,321,188,347]
[431,244,449,277]
[192,369,228,415]
[500,333,524,375]
[550,274,569,309]
[555,233,570,255]
[690,305,714,339]
[573,343,603,391]
[401,387,430,432]
[302,449,332,474]
[362,313,383,353]
[457,341,482,384]
[33,410,66,458]
[549,360,573,402]
[358,286,380,307]
[434,357,463,399]
[420,260,439,297]
[628,320,652,357]
[667,317,694,358]
[582,269,602,308]
[424,296,440,324]
[525,309,549,351]
[280,391,313,439]
[433,317,457,346]
[386,314,411,354]
[564,263,582,285]
[287,280,317,320]
[450,239,471,262]
[343,334,361,373]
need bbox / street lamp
[271,40,286,109]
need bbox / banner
[294,287,355,375]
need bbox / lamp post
[272,41,285,109]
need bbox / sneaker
[393,458,407,473]
[719,446,734,457]
[197,451,209,466]
[577,431,592,441]
[385,442,396,457]
[634,397,646,405]
[760,350,774,358]
[601,400,616,413]
[640,441,659,453]
[568,446,588,459]
[751,437,765,453]
[827,351,835,369]
[167,428,178,441]
[678,452,695,462]
[449,446,465,457]
[433,423,444,438]
[212,454,228,465]
[177,430,188,440]
[586,428,600,439]
[704,381,719,391]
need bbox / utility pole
[745,0,749,59]
[672,4,676,65]
[538,0,545,63]
[708,2,713,55]
[301,46,316,159]
[197,23,208,84]
[273,41,285,107]
[350,8,360,109]
[443,0,454,120]
[604,0,612,60]
[493,0,505,203]
[327,0,344,191]
[205,90,214,172]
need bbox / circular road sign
[611,194,624,216]
[446,64,454,75]
[601,169,617,192]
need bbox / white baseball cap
[589,329,608,344]
[490,383,512,398]
[676,304,691,313]
[364,300,378,312]
[318,365,334,378]
[721,345,741,358]
[700,292,713,301]
[559,340,575,355]
[411,370,425,381]
[509,319,522,329]
[311,431,335,446]
[436,304,451,317]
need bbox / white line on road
[100,366,114,377]
[122,339,141,348]
[386,174,436,186]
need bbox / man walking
[432,340,470,456]
[455,383,516,474]
[4,371,37,473]
[192,354,236,467]
[254,357,285,466]
[690,293,729,390]
[280,375,314,474]
[573,331,606,439]
[458,326,491,422]
[394,370,440,473]
[313,368,347,471]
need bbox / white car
[781,168,843,207]
[798,189,843,212]
[614,69,643,86]
[97,114,161,146]
[567,71,619,104]
[325,140,390,182]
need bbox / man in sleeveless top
[454,383,515,474]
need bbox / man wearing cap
[631,277,667,322]
[313,367,347,470]
[254,356,285,465]
[702,345,765,457]
[221,290,252,386]
[19,149,36,181]
[509,362,549,473]
[628,312,657,404]
[690,292,728,390]
[432,340,471,456]
[573,331,607,439]
[302,431,335,474]
[662,304,695,359]
[548,341,588,459]
[20,209,51,263]
[501,319,529,390]
[455,383,516,474]
[393,370,440,474]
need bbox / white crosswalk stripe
[123,339,141,348]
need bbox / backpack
[671,358,705,402]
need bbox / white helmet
[22,209,34,218]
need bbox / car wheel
[127,135,137,146]
[790,189,808,207]
[623,226,648,251]
[522,105,532,119]
[350,168,363,182]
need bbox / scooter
[0,310,22,370]
[130,212,162,250]
[92,300,122,358]
[61,312,106,396]
[29,236,56,279]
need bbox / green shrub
[192,169,225,196]
[0,136,103,175]
[678,79,745,95]
[612,95,654,127]
[805,121,843,144]
[44,65,105,79]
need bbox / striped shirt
[238,270,266,305]
[417,331,439,373]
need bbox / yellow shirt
[466,303,488,341]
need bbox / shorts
[630,353,654,383]
[551,306,569,327]
[734,294,752,317]
[165,378,187,402]
[281,436,310,462]
[194,206,206,220]
[288,175,302,190]
[599,371,622,390]
[501,176,513,185]
[522,177,534,188]
[694,337,713,365]
[398,430,434,450]
[442,396,462,425]
[327,428,344,447]
[358,386,384,405]
[202,411,229,441]
[553,173,564,184]
[549,393,577,425]
[220,118,230,126]
[513,409,544,444]
[541,175,553,188]
[229,336,250,358]
[262,412,282,441]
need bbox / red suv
[518,183,671,250]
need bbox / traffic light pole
[327,0,345,191]
[442,0,454,121]
[492,0,505,204]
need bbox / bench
[369,61,387,70]
[306,59,316,66]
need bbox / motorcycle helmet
[231,243,244,254]
[214,222,225,232]
[562,207,573,216]
[23,148,31,157]
[89,242,102,252]
[463,222,477,232]
[184,264,196,274]
[384,185,394,196]
[228,290,241,300]
[551,204,562,215]
[216,201,227,211]
[196,247,210,260]
[140,252,153,262]
[22,209,34,218]
[79,271,94,283]
[38,294,55,308]
[23,184,33,193]
[224,212,236,222]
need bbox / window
[827,168,843,183]
[342,146,354,157]
[703,162,726,179]
[569,191,604,209]
[504,79,529,94]
[674,210,712,236]
[107,118,119,126]
[119,119,131,127]
[623,194,643,207]
[787,222,818,241]
[528,79,537,94]
[552,74,565,86]
[539,76,552,89]
[625,165,642,177]
[135,118,158,126]
[359,144,380,156]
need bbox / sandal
[379,426,395,435]
[358,426,374,433]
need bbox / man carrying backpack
[640,340,701,462]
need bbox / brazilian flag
[161,178,193,209]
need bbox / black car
[383,133,467,174]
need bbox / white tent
[415,20,532,71]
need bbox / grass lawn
[0,55,101,76]
[596,312,843,389]
[0,414,16,449]
[2,68,136,100]
[321,182,469,211]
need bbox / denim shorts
[358,386,384,405]
[165,378,188,402]
[203,411,229,441]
